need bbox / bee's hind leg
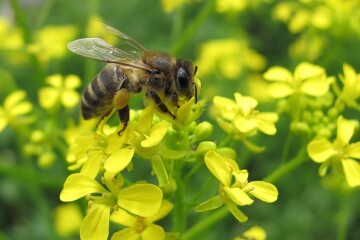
[147,89,176,119]
[96,109,115,130]
[117,105,130,135]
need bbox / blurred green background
[1,0,360,239]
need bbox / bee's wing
[104,24,147,52]
[67,38,153,71]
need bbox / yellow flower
[196,39,266,80]
[0,90,33,132]
[213,93,278,137]
[338,63,360,109]
[110,200,173,240]
[161,0,190,12]
[39,74,81,109]
[60,172,163,240]
[263,62,332,98]
[54,203,83,237]
[195,151,278,222]
[0,17,23,50]
[307,116,360,187]
[234,226,267,240]
[27,25,77,63]
[216,0,248,13]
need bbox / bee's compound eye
[176,67,190,92]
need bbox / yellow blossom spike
[80,204,110,240]
[118,184,163,217]
[246,181,278,203]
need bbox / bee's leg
[147,89,176,119]
[117,105,130,135]
[96,109,114,129]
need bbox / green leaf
[194,195,223,212]
[151,155,168,186]
[118,184,163,217]
[80,204,110,240]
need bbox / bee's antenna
[194,83,198,104]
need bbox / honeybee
[67,24,198,133]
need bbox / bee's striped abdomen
[81,64,123,119]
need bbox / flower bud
[216,147,237,159]
[195,141,216,161]
[194,121,213,141]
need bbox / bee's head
[176,60,197,103]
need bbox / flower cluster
[307,116,360,187]
[195,151,278,222]
[213,92,278,151]
[60,85,212,239]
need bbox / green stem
[173,169,186,232]
[264,147,308,183]
[280,130,293,163]
[181,207,229,240]
[171,0,215,55]
[336,192,352,240]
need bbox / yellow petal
[342,158,360,187]
[234,116,256,134]
[11,102,32,116]
[337,116,355,146]
[267,82,294,98]
[243,226,267,240]
[46,74,63,87]
[307,139,335,163]
[39,87,59,109]
[204,151,231,186]
[246,181,278,203]
[110,208,137,227]
[64,74,81,89]
[141,224,165,240]
[59,173,107,202]
[137,106,154,133]
[146,200,173,223]
[61,90,80,108]
[263,66,292,82]
[111,228,138,240]
[224,187,254,206]
[300,77,329,96]
[80,204,110,240]
[118,184,163,217]
[294,62,325,81]
[255,113,278,135]
[54,203,83,237]
[4,90,26,109]
[347,142,360,159]
[104,148,134,173]
[141,121,169,147]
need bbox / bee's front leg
[146,89,176,119]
